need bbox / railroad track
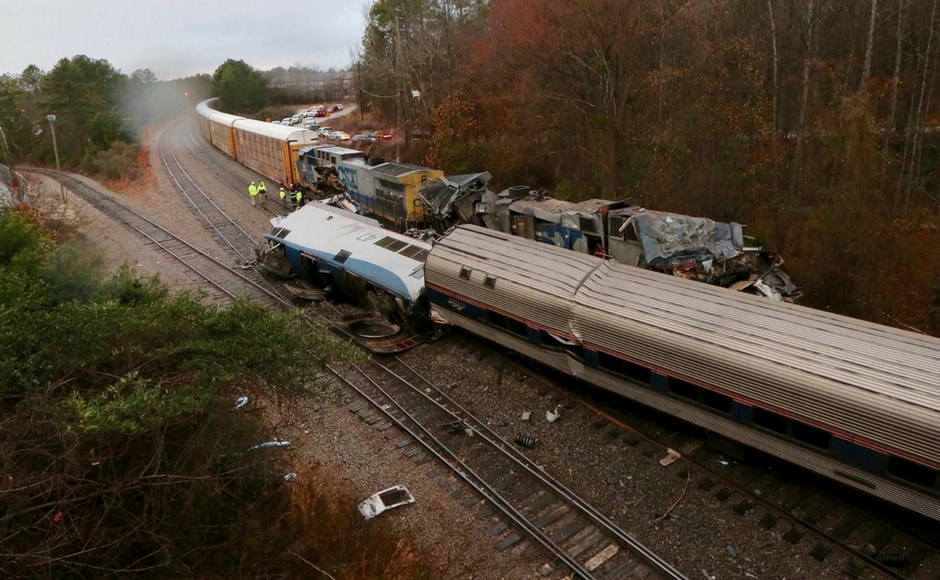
[26,168,288,309]
[159,133,261,265]
[175,121,295,218]
[681,441,940,579]
[573,388,940,580]
[326,353,687,579]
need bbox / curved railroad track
[25,168,288,309]
[152,122,940,579]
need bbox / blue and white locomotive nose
[262,203,430,307]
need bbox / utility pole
[395,14,402,163]
[46,115,66,203]
[357,62,365,121]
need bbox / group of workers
[248,180,305,209]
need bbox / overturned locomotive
[255,203,433,352]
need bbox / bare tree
[861,0,878,92]
[790,0,817,203]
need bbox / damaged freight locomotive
[419,179,799,302]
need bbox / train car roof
[426,225,603,333]
[430,224,940,466]
[370,161,442,178]
[197,98,242,125]
[232,118,319,143]
[265,204,430,303]
[301,144,367,160]
[572,259,940,466]
[508,197,631,216]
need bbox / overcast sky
[1,0,372,80]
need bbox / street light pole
[46,114,66,203]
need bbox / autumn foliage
[359,0,940,335]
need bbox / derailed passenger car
[425,225,940,524]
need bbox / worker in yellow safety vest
[257,180,267,205]
[279,187,288,206]
[293,188,304,208]
[248,181,258,206]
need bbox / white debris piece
[247,440,291,452]
[545,405,561,423]
[233,396,248,410]
[358,485,416,519]
[659,448,681,467]
[521,411,531,421]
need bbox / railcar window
[791,421,831,450]
[484,274,497,289]
[459,266,472,280]
[334,250,351,264]
[752,408,832,450]
[488,311,527,337]
[752,407,788,435]
[597,351,652,384]
[578,216,598,234]
[888,456,938,489]
[702,389,733,414]
[608,217,625,240]
[668,378,698,401]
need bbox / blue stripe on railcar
[283,245,413,301]
[426,286,488,322]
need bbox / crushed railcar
[419,181,799,302]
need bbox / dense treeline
[0,57,220,182]
[358,0,940,335]
[0,209,433,577]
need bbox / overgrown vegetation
[0,209,432,578]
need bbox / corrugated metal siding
[571,261,940,466]
[436,307,573,374]
[426,225,602,336]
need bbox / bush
[85,141,141,181]
[0,208,431,578]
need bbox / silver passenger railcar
[425,224,940,522]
